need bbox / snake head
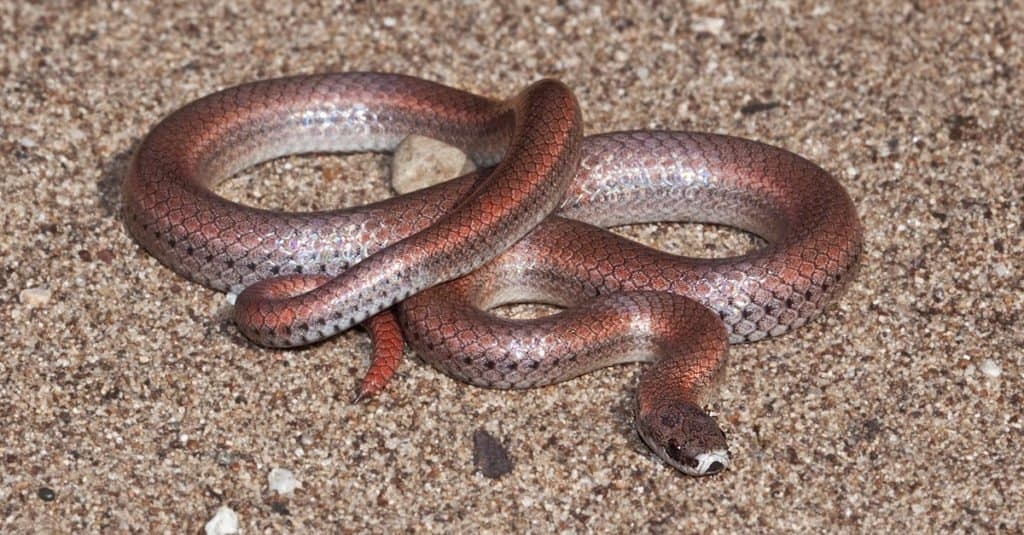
[636,401,729,476]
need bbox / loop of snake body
[123,72,863,476]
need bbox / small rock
[979,359,1002,378]
[472,428,513,478]
[268,497,290,516]
[204,506,239,535]
[96,248,116,264]
[37,487,56,502]
[690,17,725,36]
[390,135,476,194]
[740,100,781,115]
[268,467,299,494]
[19,287,51,306]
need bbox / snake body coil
[124,73,863,476]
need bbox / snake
[123,72,863,476]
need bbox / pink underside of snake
[123,72,863,476]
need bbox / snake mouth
[640,431,731,476]
[687,450,730,476]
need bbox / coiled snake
[123,73,863,476]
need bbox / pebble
[979,359,1002,378]
[268,468,299,494]
[390,135,476,194]
[19,287,51,306]
[204,506,239,535]
[472,428,514,478]
[690,17,726,36]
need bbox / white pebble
[19,287,51,306]
[268,467,299,494]
[225,292,238,305]
[390,135,475,194]
[979,359,1002,378]
[204,506,239,535]
[690,17,725,35]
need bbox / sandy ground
[2,1,1021,533]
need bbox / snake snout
[636,401,730,476]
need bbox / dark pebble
[473,428,514,478]
[740,100,780,115]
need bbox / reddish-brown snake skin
[123,73,863,476]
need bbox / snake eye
[665,442,682,459]
[664,441,698,467]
